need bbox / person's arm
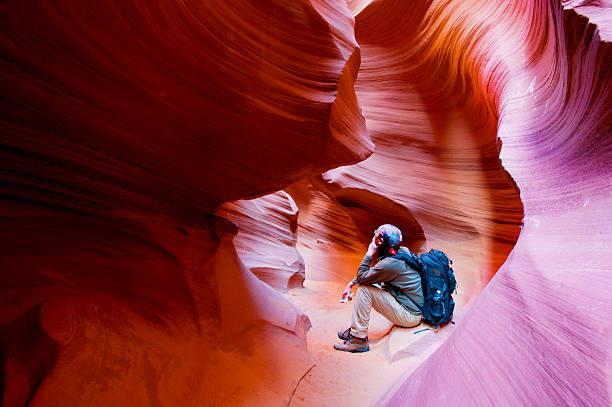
[353,236,396,285]
[354,255,396,285]
[341,236,378,301]
[340,280,356,302]
[353,236,377,282]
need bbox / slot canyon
[1,0,610,406]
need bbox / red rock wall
[1,0,371,220]
[2,0,611,405]
[1,213,314,406]
[1,1,367,406]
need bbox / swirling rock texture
[1,0,367,406]
[563,0,612,41]
[285,178,369,282]
[1,0,611,407]
[365,0,612,406]
[322,0,527,306]
[215,191,306,292]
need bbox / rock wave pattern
[1,1,364,406]
[1,0,611,406]
[216,191,306,292]
[369,0,612,406]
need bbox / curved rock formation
[371,1,612,406]
[0,304,58,407]
[1,0,371,221]
[563,0,612,41]
[329,186,426,251]
[1,0,611,405]
[1,1,366,405]
[215,191,306,291]
[285,178,369,282]
[1,213,313,406]
[318,0,525,303]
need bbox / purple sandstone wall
[375,1,612,405]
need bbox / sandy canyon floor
[285,278,459,407]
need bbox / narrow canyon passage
[214,180,482,406]
[2,0,611,406]
[279,177,493,406]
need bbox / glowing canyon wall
[369,0,612,406]
[1,1,365,405]
[215,191,306,291]
[1,0,611,406]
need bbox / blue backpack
[418,249,456,328]
[395,249,457,328]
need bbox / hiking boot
[334,336,369,353]
[337,328,368,342]
[338,328,351,340]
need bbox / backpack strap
[391,251,422,273]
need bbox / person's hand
[340,281,355,302]
[366,234,379,257]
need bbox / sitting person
[335,224,424,353]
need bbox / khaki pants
[350,285,422,338]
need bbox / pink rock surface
[374,1,612,406]
[563,0,612,41]
[1,0,611,405]
[216,191,306,291]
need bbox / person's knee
[356,285,377,302]
[402,316,422,328]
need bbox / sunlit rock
[216,191,306,291]
[1,0,610,405]
[374,1,612,405]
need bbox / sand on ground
[285,279,453,407]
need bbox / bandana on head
[376,224,402,255]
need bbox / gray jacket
[352,246,424,314]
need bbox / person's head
[374,224,402,256]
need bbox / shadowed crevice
[0,303,59,407]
